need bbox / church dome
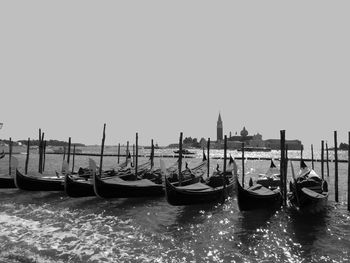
[240,127,248,137]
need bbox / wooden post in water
[63,146,66,161]
[71,145,76,174]
[284,145,288,205]
[334,131,339,202]
[8,137,12,176]
[280,130,286,206]
[135,133,138,179]
[311,144,314,169]
[321,140,324,180]
[42,140,47,172]
[326,142,330,177]
[150,139,154,169]
[67,137,71,164]
[25,138,30,174]
[207,138,210,178]
[178,132,183,186]
[300,147,303,162]
[132,144,135,167]
[40,132,45,173]
[126,141,129,163]
[38,129,42,173]
[241,142,245,188]
[223,135,227,189]
[99,124,106,177]
[348,132,350,211]
[117,143,120,164]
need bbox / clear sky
[1,1,349,148]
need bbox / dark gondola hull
[236,176,282,211]
[288,185,328,213]
[64,174,95,197]
[0,175,16,188]
[93,173,164,198]
[15,170,64,191]
[165,177,234,206]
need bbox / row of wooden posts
[3,127,350,211]
[279,130,350,211]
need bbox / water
[0,149,350,262]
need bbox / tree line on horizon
[0,139,85,147]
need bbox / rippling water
[0,151,350,262]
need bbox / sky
[1,1,349,148]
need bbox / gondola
[236,160,282,211]
[254,160,281,188]
[0,173,16,188]
[0,156,18,188]
[15,169,65,191]
[92,158,164,198]
[0,150,5,159]
[64,158,150,198]
[288,160,328,213]
[164,156,235,206]
[14,157,65,191]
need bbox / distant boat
[237,147,271,152]
[173,149,195,155]
[288,160,328,213]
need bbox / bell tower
[217,113,223,142]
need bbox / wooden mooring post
[63,147,66,161]
[8,137,12,176]
[25,138,30,174]
[326,142,330,177]
[334,131,339,202]
[150,139,154,169]
[117,143,120,164]
[207,138,210,178]
[42,140,47,172]
[348,132,350,211]
[241,142,245,188]
[67,137,71,164]
[71,144,76,174]
[38,129,42,173]
[321,140,324,180]
[284,145,288,205]
[178,132,183,186]
[311,144,314,169]
[280,130,286,206]
[126,141,129,163]
[135,133,138,179]
[223,135,227,190]
[99,124,106,177]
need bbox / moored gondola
[236,176,282,211]
[91,158,164,198]
[15,169,64,191]
[236,160,282,211]
[64,157,151,198]
[0,174,16,188]
[0,150,5,159]
[288,161,328,213]
[0,156,19,188]
[163,155,235,206]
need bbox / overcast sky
[1,1,349,148]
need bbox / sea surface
[0,148,350,263]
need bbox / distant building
[217,113,223,142]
